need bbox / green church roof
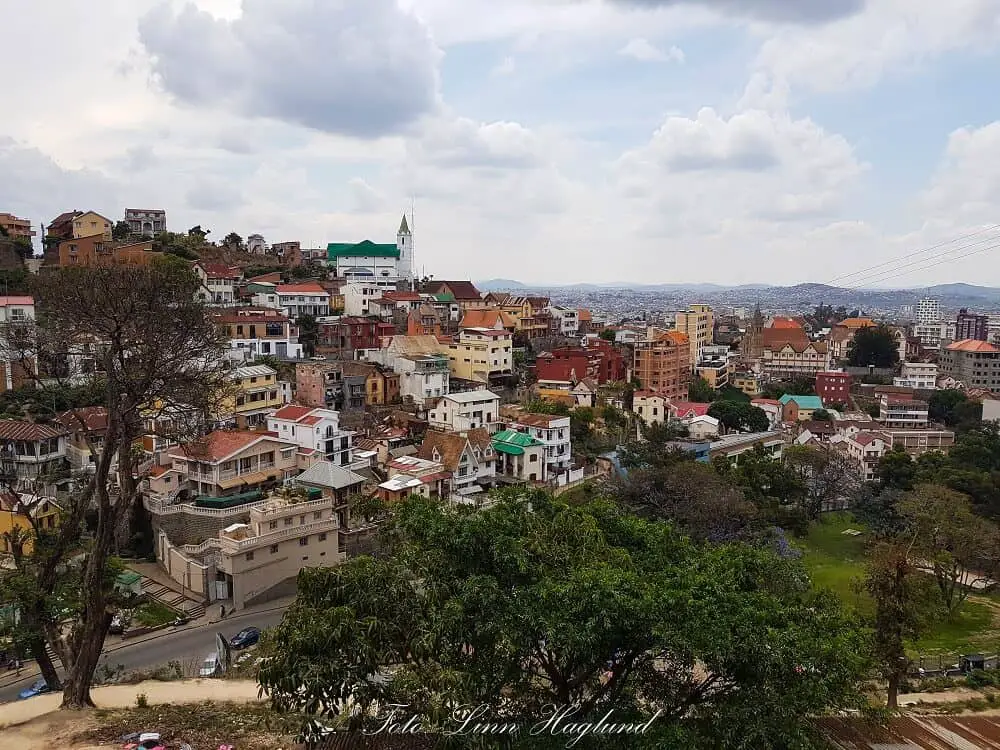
[327,239,400,261]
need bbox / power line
[826,224,1000,286]
[843,239,1000,290]
[832,229,1000,290]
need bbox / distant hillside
[477,278,528,291]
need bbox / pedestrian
[220,604,226,619]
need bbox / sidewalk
[0,595,295,692]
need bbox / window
[245,551,254,561]
[319,532,327,541]
[270,544,278,554]
[269,520,277,530]
[299,536,309,546]
[284,517,292,526]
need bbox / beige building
[156,493,345,611]
[674,304,714,368]
[0,213,35,241]
[760,340,830,380]
[633,391,669,428]
[444,328,513,384]
[71,211,113,239]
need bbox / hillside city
[4,208,1000,749]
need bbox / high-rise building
[956,308,988,342]
[939,339,1000,393]
[633,331,691,402]
[674,304,714,368]
[916,297,941,324]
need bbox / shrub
[135,693,148,708]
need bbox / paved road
[0,609,285,704]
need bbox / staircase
[139,575,206,619]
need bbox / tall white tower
[396,213,413,283]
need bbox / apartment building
[674,304,714,367]
[338,361,400,406]
[317,316,396,357]
[71,211,113,239]
[267,405,355,466]
[417,429,496,502]
[124,208,167,237]
[877,394,929,429]
[0,296,35,392]
[633,331,691,402]
[215,365,284,428]
[294,362,365,413]
[507,413,572,477]
[956,309,988,341]
[760,339,830,380]
[879,428,955,457]
[843,432,889,482]
[0,213,35,242]
[57,237,156,267]
[54,406,110,472]
[732,372,762,396]
[428,390,502,434]
[395,354,450,404]
[194,262,242,305]
[160,431,299,500]
[815,370,851,406]
[893,362,938,390]
[215,308,303,362]
[547,306,580,336]
[694,344,732,390]
[444,328,513,384]
[939,339,1000,393]
[156,492,344,611]
[0,420,68,487]
[275,283,331,319]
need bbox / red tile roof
[272,405,315,422]
[0,296,34,306]
[751,398,782,406]
[381,291,423,302]
[669,401,711,418]
[946,339,1000,353]
[514,413,568,428]
[853,431,883,446]
[276,282,328,294]
[197,262,241,279]
[168,430,265,462]
[54,406,109,433]
[0,420,67,441]
[299,415,322,426]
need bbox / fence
[909,653,999,676]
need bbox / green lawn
[134,600,178,627]
[798,513,1000,657]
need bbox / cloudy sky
[2,0,1000,286]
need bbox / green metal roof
[116,571,141,586]
[492,430,544,457]
[327,240,400,261]
[778,394,823,409]
[434,293,456,303]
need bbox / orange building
[0,213,35,242]
[633,330,691,401]
[58,237,157,267]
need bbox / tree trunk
[60,609,111,708]
[29,634,61,690]
[886,671,901,709]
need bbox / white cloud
[618,38,685,62]
[606,0,864,24]
[349,179,387,214]
[922,122,1000,227]
[492,56,517,76]
[138,0,443,137]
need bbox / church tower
[397,213,413,283]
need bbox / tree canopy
[260,493,871,748]
[687,376,714,403]
[848,325,899,368]
[707,401,769,433]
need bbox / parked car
[18,679,54,700]
[108,612,128,635]
[229,626,261,650]
[199,652,222,678]
[169,616,191,627]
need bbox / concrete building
[507,413,572,477]
[247,234,267,254]
[124,208,166,237]
[294,362,366,414]
[633,330,691,402]
[633,391,668,428]
[674,304,714,367]
[956,308,988,342]
[54,406,111,472]
[0,213,35,242]
[215,365,284,429]
[687,415,721,440]
[760,339,830,380]
[877,394,929,429]
[417,429,496,504]
[879,428,955,456]
[428,390,502,434]
[379,455,451,502]
[939,339,1000,393]
[894,362,938,390]
[917,297,941,324]
[492,429,547,482]
[194,262,242,306]
[0,296,35,392]
[694,344,732,390]
[547,306,580,336]
[275,283,331,320]
[215,308,302,362]
[709,431,784,465]
[843,431,888,482]
[58,237,156,268]
[328,216,413,283]
[733,372,762,396]
[267,405,356,466]
[444,328,513,384]
[395,354,450,404]
[71,211,113,240]
[815,371,852,406]
[0,420,68,488]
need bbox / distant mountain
[925,283,1000,300]
[476,278,528,291]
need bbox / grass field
[134,599,178,627]
[799,513,1000,657]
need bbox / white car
[199,652,222,678]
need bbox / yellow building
[674,304,715,368]
[444,328,513,383]
[732,372,762,396]
[217,364,284,429]
[0,492,60,554]
[71,211,113,239]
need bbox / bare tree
[0,257,231,708]
[783,444,863,519]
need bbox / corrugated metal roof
[818,716,1000,750]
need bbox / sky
[2,0,1000,287]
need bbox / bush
[966,670,998,689]
[135,692,148,708]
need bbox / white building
[395,354,451,404]
[247,234,267,255]
[343,279,400,317]
[193,262,242,306]
[0,296,36,391]
[328,216,414,284]
[267,405,356,467]
[428,390,502,434]
[508,413,572,476]
[275,283,330,319]
[877,394,929,429]
[633,391,668,428]
[843,431,888,482]
[894,362,938,390]
[916,297,941,324]
[547,306,580,337]
[687,415,721,440]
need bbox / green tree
[876,448,916,491]
[715,447,810,534]
[525,398,571,416]
[897,485,1000,614]
[618,420,692,472]
[928,390,983,431]
[297,313,319,357]
[687,376,714,403]
[222,231,244,250]
[812,408,832,421]
[707,401,769,433]
[598,328,616,342]
[848,325,900,368]
[112,221,131,241]
[865,540,939,708]
[260,494,871,747]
